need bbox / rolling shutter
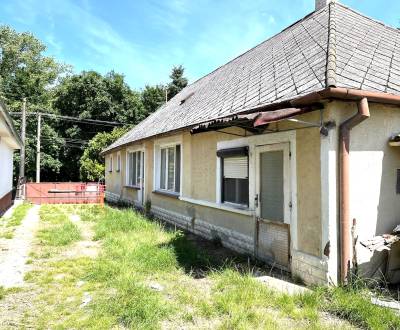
[223,156,248,179]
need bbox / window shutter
[224,157,248,179]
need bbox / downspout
[339,97,370,283]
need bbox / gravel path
[0,205,40,288]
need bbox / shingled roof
[104,2,400,153]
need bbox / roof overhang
[190,105,323,135]
[102,87,400,155]
[0,101,22,150]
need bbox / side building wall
[0,140,14,215]
[324,101,400,281]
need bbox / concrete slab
[256,275,311,295]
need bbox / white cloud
[0,0,316,88]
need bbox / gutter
[338,97,370,283]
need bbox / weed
[37,205,81,246]
[22,205,400,329]
[318,286,400,329]
[38,221,80,246]
[0,203,32,239]
[0,286,23,300]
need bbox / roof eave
[0,101,23,149]
[101,87,400,155]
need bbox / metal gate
[25,182,105,205]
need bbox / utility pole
[36,112,41,183]
[19,98,26,180]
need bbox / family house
[0,102,22,215]
[103,0,400,285]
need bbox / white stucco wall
[0,138,14,199]
[349,104,400,278]
[325,101,400,280]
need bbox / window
[218,147,249,206]
[127,151,142,186]
[116,153,121,172]
[159,145,181,193]
[108,155,113,172]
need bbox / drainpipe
[339,97,370,283]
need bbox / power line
[26,134,89,144]
[10,111,124,127]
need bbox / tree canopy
[167,65,188,100]
[79,127,128,181]
[0,25,189,182]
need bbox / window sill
[153,190,180,199]
[125,185,141,190]
[179,196,254,216]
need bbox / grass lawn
[13,204,400,329]
[0,202,33,239]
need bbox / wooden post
[36,113,41,183]
[19,98,26,180]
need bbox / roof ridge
[326,1,337,88]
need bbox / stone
[149,282,164,291]
[80,292,92,308]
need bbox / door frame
[126,147,146,206]
[216,130,298,252]
[255,142,291,224]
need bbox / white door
[255,143,291,269]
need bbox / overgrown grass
[22,205,400,329]
[0,286,23,300]
[0,202,32,239]
[318,286,400,329]
[37,205,81,246]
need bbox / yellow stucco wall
[296,127,322,256]
[105,114,324,260]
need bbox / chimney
[315,0,336,11]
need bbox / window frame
[154,142,182,195]
[116,152,121,172]
[219,147,249,208]
[108,155,113,172]
[126,149,143,188]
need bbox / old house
[103,0,400,285]
[0,102,22,215]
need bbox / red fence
[25,182,105,205]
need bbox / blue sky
[1,0,400,89]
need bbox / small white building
[0,102,22,215]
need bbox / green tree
[53,70,143,180]
[0,25,67,181]
[79,127,127,181]
[141,84,165,117]
[167,65,188,100]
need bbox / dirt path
[61,213,100,259]
[0,205,40,288]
